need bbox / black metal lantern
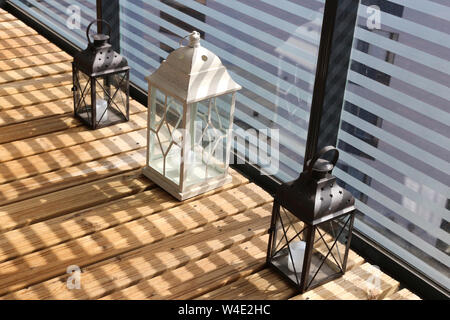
[72,20,130,129]
[267,146,356,293]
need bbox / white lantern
[143,31,241,200]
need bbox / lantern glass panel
[185,93,233,187]
[149,131,164,176]
[74,70,92,123]
[149,88,166,131]
[270,206,308,285]
[74,70,129,127]
[306,215,353,290]
[149,87,184,185]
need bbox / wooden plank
[384,288,420,300]
[0,98,73,126]
[0,128,147,184]
[199,242,365,300]
[290,272,363,300]
[157,258,265,300]
[0,85,72,110]
[0,169,152,233]
[0,183,271,296]
[0,99,146,142]
[5,204,268,300]
[327,263,399,300]
[103,233,270,300]
[0,26,37,40]
[0,34,48,50]
[197,268,292,300]
[0,166,244,233]
[0,43,61,60]
[291,263,399,300]
[0,148,147,206]
[0,111,147,162]
[0,73,72,97]
[0,170,246,263]
[0,13,17,22]
[0,61,70,85]
[0,20,28,31]
[0,51,71,72]
[0,113,79,144]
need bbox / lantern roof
[73,22,129,77]
[146,31,242,104]
[276,147,355,225]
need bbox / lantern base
[268,259,344,293]
[75,106,128,129]
[142,166,232,201]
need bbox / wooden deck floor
[0,8,420,300]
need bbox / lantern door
[73,68,129,129]
[268,202,355,292]
[267,202,310,288]
[183,93,235,189]
[73,67,92,124]
[305,214,354,291]
[147,87,184,187]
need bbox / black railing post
[96,0,120,53]
[303,0,358,170]
[96,0,102,33]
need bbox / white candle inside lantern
[287,240,306,273]
[96,99,108,122]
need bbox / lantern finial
[189,31,201,48]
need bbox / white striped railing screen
[336,0,449,290]
[119,0,325,182]
[11,0,97,49]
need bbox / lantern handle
[86,20,112,45]
[306,146,339,173]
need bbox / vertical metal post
[91,77,97,129]
[72,64,77,117]
[266,200,280,264]
[317,0,359,152]
[341,213,356,273]
[300,225,316,293]
[303,0,338,170]
[126,72,130,120]
[97,0,120,53]
[303,0,359,170]
[96,0,102,33]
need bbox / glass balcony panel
[335,0,450,290]
[10,0,97,48]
